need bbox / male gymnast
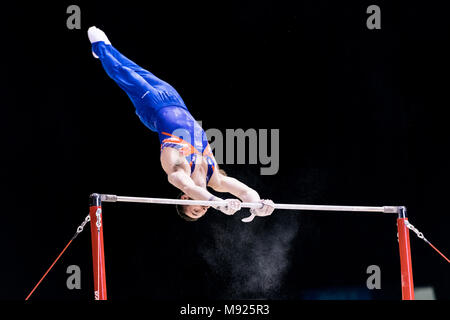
[88,26,274,222]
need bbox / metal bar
[99,194,400,214]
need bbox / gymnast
[88,26,274,222]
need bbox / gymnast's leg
[88,27,176,90]
[90,40,158,101]
[104,45,170,89]
[88,27,186,108]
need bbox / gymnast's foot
[87,26,111,58]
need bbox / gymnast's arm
[161,148,230,201]
[167,168,218,201]
[209,172,275,219]
[208,172,260,203]
[165,169,242,215]
[160,150,241,215]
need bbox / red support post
[89,194,107,300]
[397,207,414,300]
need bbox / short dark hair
[176,193,198,222]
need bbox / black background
[1,0,449,302]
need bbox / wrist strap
[208,196,222,209]
[250,201,264,214]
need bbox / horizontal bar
[98,194,400,214]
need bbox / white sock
[87,26,111,45]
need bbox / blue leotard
[92,42,215,183]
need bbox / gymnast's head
[176,193,209,221]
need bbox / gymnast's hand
[215,198,242,215]
[241,199,275,223]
